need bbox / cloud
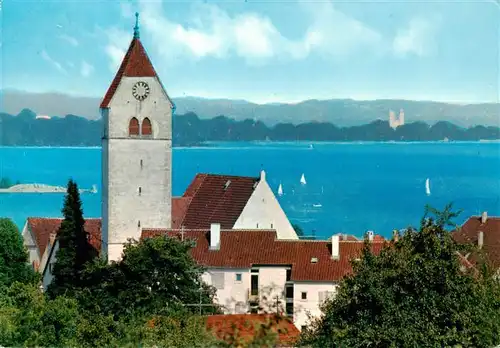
[103,27,130,71]
[393,17,438,57]
[59,34,79,47]
[40,50,67,74]
[103,0,384,67]
[80,60,94,77]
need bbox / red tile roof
[27,217,102,255]
[100,37,158,109]
[178,174,259,230]
[452,215,500,269]
[141,229,386,282]
[206,314,300,346]
[171,197,192,229]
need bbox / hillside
[1,109,499,147]
[2,90,499,127]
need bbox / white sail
[278,183,283,196]
[425,178,431,196]
[300,173,307,185]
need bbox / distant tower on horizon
[99,13,175,262]
[389,108,405,129]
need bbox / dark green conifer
[47,179,97,298]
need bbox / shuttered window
[211,272,225,290]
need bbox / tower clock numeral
[132,81,150,101]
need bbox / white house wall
[233,178,298,240]
[203,268,251,313]
[42,241,59,290]
[292,281,338,330]
[21,222,40,268]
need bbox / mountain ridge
[1,89,498,128]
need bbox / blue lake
[1,142,499,239]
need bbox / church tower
[100,13,174,262]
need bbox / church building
[18,14,400,330]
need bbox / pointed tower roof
[100,13,160,109]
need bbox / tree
[300,205,500,348]
[47,179,97,299]
[0,282,80,347]
[79,235,220,319]
[0,218,37,287]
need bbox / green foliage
[300,205,500,347]
[78,235,220,319]
[0,282,79,347]
[47,179,97,299]
[0,218,38,287]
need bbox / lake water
[1,142,499,239]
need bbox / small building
[142,227,385,330]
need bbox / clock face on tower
[132,81,150,101]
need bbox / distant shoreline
[1,140,499,150]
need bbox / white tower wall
[102,75,172,262]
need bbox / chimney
[365,230,374,242]
[331,234,340,259]
[210,223,221,250]
[478,231,484,249]
[481,211,488,224]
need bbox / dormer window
[129,117,139,136]
[142,117,152,136]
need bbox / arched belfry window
[129,117,139,136]
[142,117,152,136]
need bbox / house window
[270,223,273,229]
[211,272,225,290]
[256,223,259,228]
[301,291,307,300]
[138,187,142,196]
[138,220,141,228]
[140,159,143,168]
[286,302,294,317]
[286,269,291,282]
[142,117,152,136]
[235,273,242,282]
[285,285,294,298]
[129,117,139,136]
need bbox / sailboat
[425,178,431,196]
[278,183,283,196]
[300,173,307,185]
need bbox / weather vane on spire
[133,12,140,39]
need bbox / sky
[2,0,499,104]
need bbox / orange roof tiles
[178,174,259,229]
[452,215,500,268]
[100,37,158,109]
[27,217,102,254]
[206,314,300,346]
[171,197,192,229]
[141,228,386,282]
